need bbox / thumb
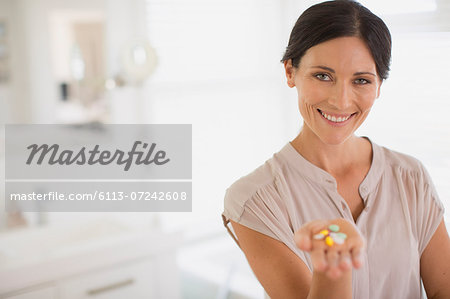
[294,231,312,251]
[294,219,328,251]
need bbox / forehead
[300,37,376,73]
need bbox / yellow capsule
[320,230,329,236]
[325,236,334,246]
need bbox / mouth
[317,109,357,124]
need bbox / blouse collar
[276,137,385,197]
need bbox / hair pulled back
[281,0,392,80]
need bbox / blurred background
[0,0,449,298]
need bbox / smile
[318,109,356,124]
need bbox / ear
[284,59,296,88]
[375,80,382,99]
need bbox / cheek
[296,87,326,123]
[296,82,326,106]
[297,89,317,116]
[358,91,377,112]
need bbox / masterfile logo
[6,124,191,180]
[5,124,192,212]
[26,141,170,171]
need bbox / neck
[290,125,369,177]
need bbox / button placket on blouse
[359,185,370,212]
[324,178,354,221]
[355,189,371,228]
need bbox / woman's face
[284,36,382,145]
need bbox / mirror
[121,39,157,85]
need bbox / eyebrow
[311,65,376,77]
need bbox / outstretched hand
[294,218,366,280]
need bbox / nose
[329,81,353,110]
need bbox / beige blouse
[222,139,445,299]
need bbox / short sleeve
[222,181,311,270]
[415,163,445,255]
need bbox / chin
[319,133,354,146]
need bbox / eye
[315,73,332,81]
[354,78,371,85]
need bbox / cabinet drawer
[59,259,156,299]
[2,285,57,299]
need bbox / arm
[231,219,363,299]
[420,219,450,299]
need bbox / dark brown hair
[281,0,392,80]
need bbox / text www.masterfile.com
[9,191,188,201]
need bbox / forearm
[306,270,352,299]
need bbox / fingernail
[355,256,362,267]
[297,235,307,247]
[314,260,327,272]
[294,234,303,245]
[341,257,351,269]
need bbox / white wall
[0,0,31,124]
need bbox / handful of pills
[313,224,347,246]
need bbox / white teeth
[320,110,351,123]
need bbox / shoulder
[223,153,284,221]
[377,144,427,177]
[375,143,443,209]
[226,160,277,199]
[369,141,442,206]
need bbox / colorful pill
[337,232,347,240]
[325,236,334,246]
[330,233,344,244]
[313,233,325,240]
[329,232,338,238]
[319,229,329,236]
[312,225,346,247]
[329,224,340,232]
[333,236,345,245]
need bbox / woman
[221,1,450,298]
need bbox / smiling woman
[285,37,381,146]
[221,1,450,299]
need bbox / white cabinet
[59,259,156,299]
[3,285,57,299]
[0,225,182,299]
[2,256,180,299]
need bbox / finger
[294,233,311,251]
[346,239,365,269]
[310,247,328,272]
[294,220,328,251]
[327,248,339,268]
[325,249,342,279]
[351,247,363,268]
[338,250,352,272]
